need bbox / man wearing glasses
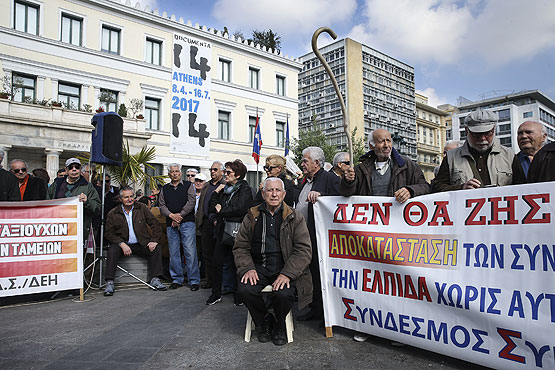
[9,159,47,200]
[329,152,350,178]
[432,109,519,192]
[185,168,199,182]
[47,158,101,243]
[195,162,225,290]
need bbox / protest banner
[314,182,555,369]
[170,33,212,156]
[0,197,83,297]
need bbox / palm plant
[79,141,167,190]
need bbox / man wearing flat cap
[432,108,520,192]
[47,158,101,241]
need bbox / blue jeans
[167,222,200,285]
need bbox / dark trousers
[105,243,163,281]
[309,240,323,316]
[211,240,237,297]
[237,269,296,331]
[200,219,216,284]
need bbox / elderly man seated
[104,186,167,295]
[233,177,312,346]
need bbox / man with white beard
[432,108,519,192]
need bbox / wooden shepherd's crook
[311,27,354,167]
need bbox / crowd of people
[0,110,554,346]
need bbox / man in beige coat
[233,177,312,346]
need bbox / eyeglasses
[13,168,27,173]
[341,161,351,165]
[67,164,81,170]
[209,168,220,172]
[186,174,196,177]
[263,165,278,172]
[224,170,234,175]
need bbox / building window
[14,1,39,35]
[497,108,510,121]
[276,75,285,96]
[219,59,231,82]
[58,82,80,109]
[276,121,285,147]
[500,137,512,146]
[99,89,118,112]
[145,97,160,130]
[101,25,120,54]
[523,111,533,118]
[12,73,35,102]
[61,13,82,46]
[249,67,259,89]
[218,111,230,140]
[145,38,161,65]
[249,116,257,143]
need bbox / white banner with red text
[314,182,555,369]
[0,198,83,297]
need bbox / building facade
[0,0,300,189]
[298,38,417,159]
[415,93,448,182]
[451,90,555,152]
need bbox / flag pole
[256,106,259,187]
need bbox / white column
[119,91,126,109]
[37,76,45,100]
[82,85,89,107]
[51,79,58,102]
[0,145,12,169]
[45,148,62,184]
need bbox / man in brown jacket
[104,186,167,295]
[234,177,312,346]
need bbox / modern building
[298,38,417,159]
[415,93,448,181]
[451,90,555,152]
[0,0,301,189]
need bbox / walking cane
[311,27,354,166]
[311,28,353,338]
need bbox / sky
[136,0,555,108]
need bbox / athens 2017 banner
[314,182,555,369]
[171,33,212,155]
[0,198,83,297]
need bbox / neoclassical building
[415,93,448,181]
[0,0,300,188]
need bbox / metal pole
[311,27,354,165]
[98,164,106,286]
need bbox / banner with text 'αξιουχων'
[314,182,555,369]
[0,197,83,297]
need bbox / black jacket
[528,142,555,183]
[298,167,340,249]
[0,168,19,201]
[209,179,253,241]
[22,176,47,201]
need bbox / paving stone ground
[0,285,490,370]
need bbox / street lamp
[392,131,407,154]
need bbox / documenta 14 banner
[0,198,83,297]
[170,33,212,156]
[314,182,555,369]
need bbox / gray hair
[185,168,199,174]
[212,161,225,170]
[262,177,285,191]
[332,152,349,167]
[368,130,376,146]
[9,159,28,168]
[302,147,325,167]
[167,163,181,171]
[119,186,134,197]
